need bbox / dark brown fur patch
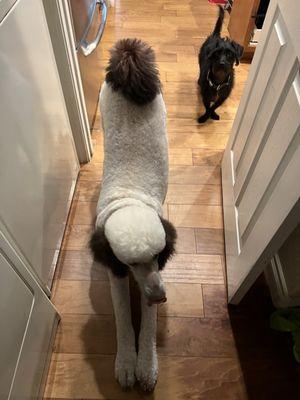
[105,38,161,105]
[90,227,129,278]
[158,217,177,270]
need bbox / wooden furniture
[228,0,261,59]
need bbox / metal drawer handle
[80,0,107,57]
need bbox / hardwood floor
[44,1,300,399]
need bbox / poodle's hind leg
[108,271,137,390]
[135,295,158,392]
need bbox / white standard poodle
[90,38,177,392]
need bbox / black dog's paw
[210,111,220,120]
[197,114,209,123]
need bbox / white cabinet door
[0,254,33,398]
[0,0,79,291]
[222,0,300,304]
[0,231,59,399]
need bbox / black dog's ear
[158,217,177,270]
[231,41,244,65]
[89,227,129,278]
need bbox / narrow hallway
[44,0,251,398]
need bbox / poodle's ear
[231,41,244,65]
[89,227,129,278]
[158,217,177,270]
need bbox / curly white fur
[135,297,158,391]
[96,81,168,227]
[105,205,166,264]
[108,271,136,389]
[96,80,168,391]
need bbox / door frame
[43,0,93,164]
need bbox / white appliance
[69,0,107,127]
[0,0,79,293]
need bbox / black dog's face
[208,38,243,78]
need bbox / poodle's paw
[115,349,137,390]
[210,111,220,120]
[197,113,209,123]
[135,349,158,392]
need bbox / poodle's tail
[105,38,161,105]
[212,6,224,36]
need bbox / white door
[222,0,300,304]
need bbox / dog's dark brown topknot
[105,38,161,105]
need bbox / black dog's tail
[212,6,224,36]
[105,38,161,105]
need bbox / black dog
[197,6,243,123]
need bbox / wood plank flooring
[44,1,300,399]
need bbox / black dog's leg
[210,96,227,120]
[198,97,211,123]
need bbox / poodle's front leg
[135,295,158,392]
[108,271,137,389]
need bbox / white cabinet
[0,0,79,291]
[0,231,59,399]
[0,254,33,398]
